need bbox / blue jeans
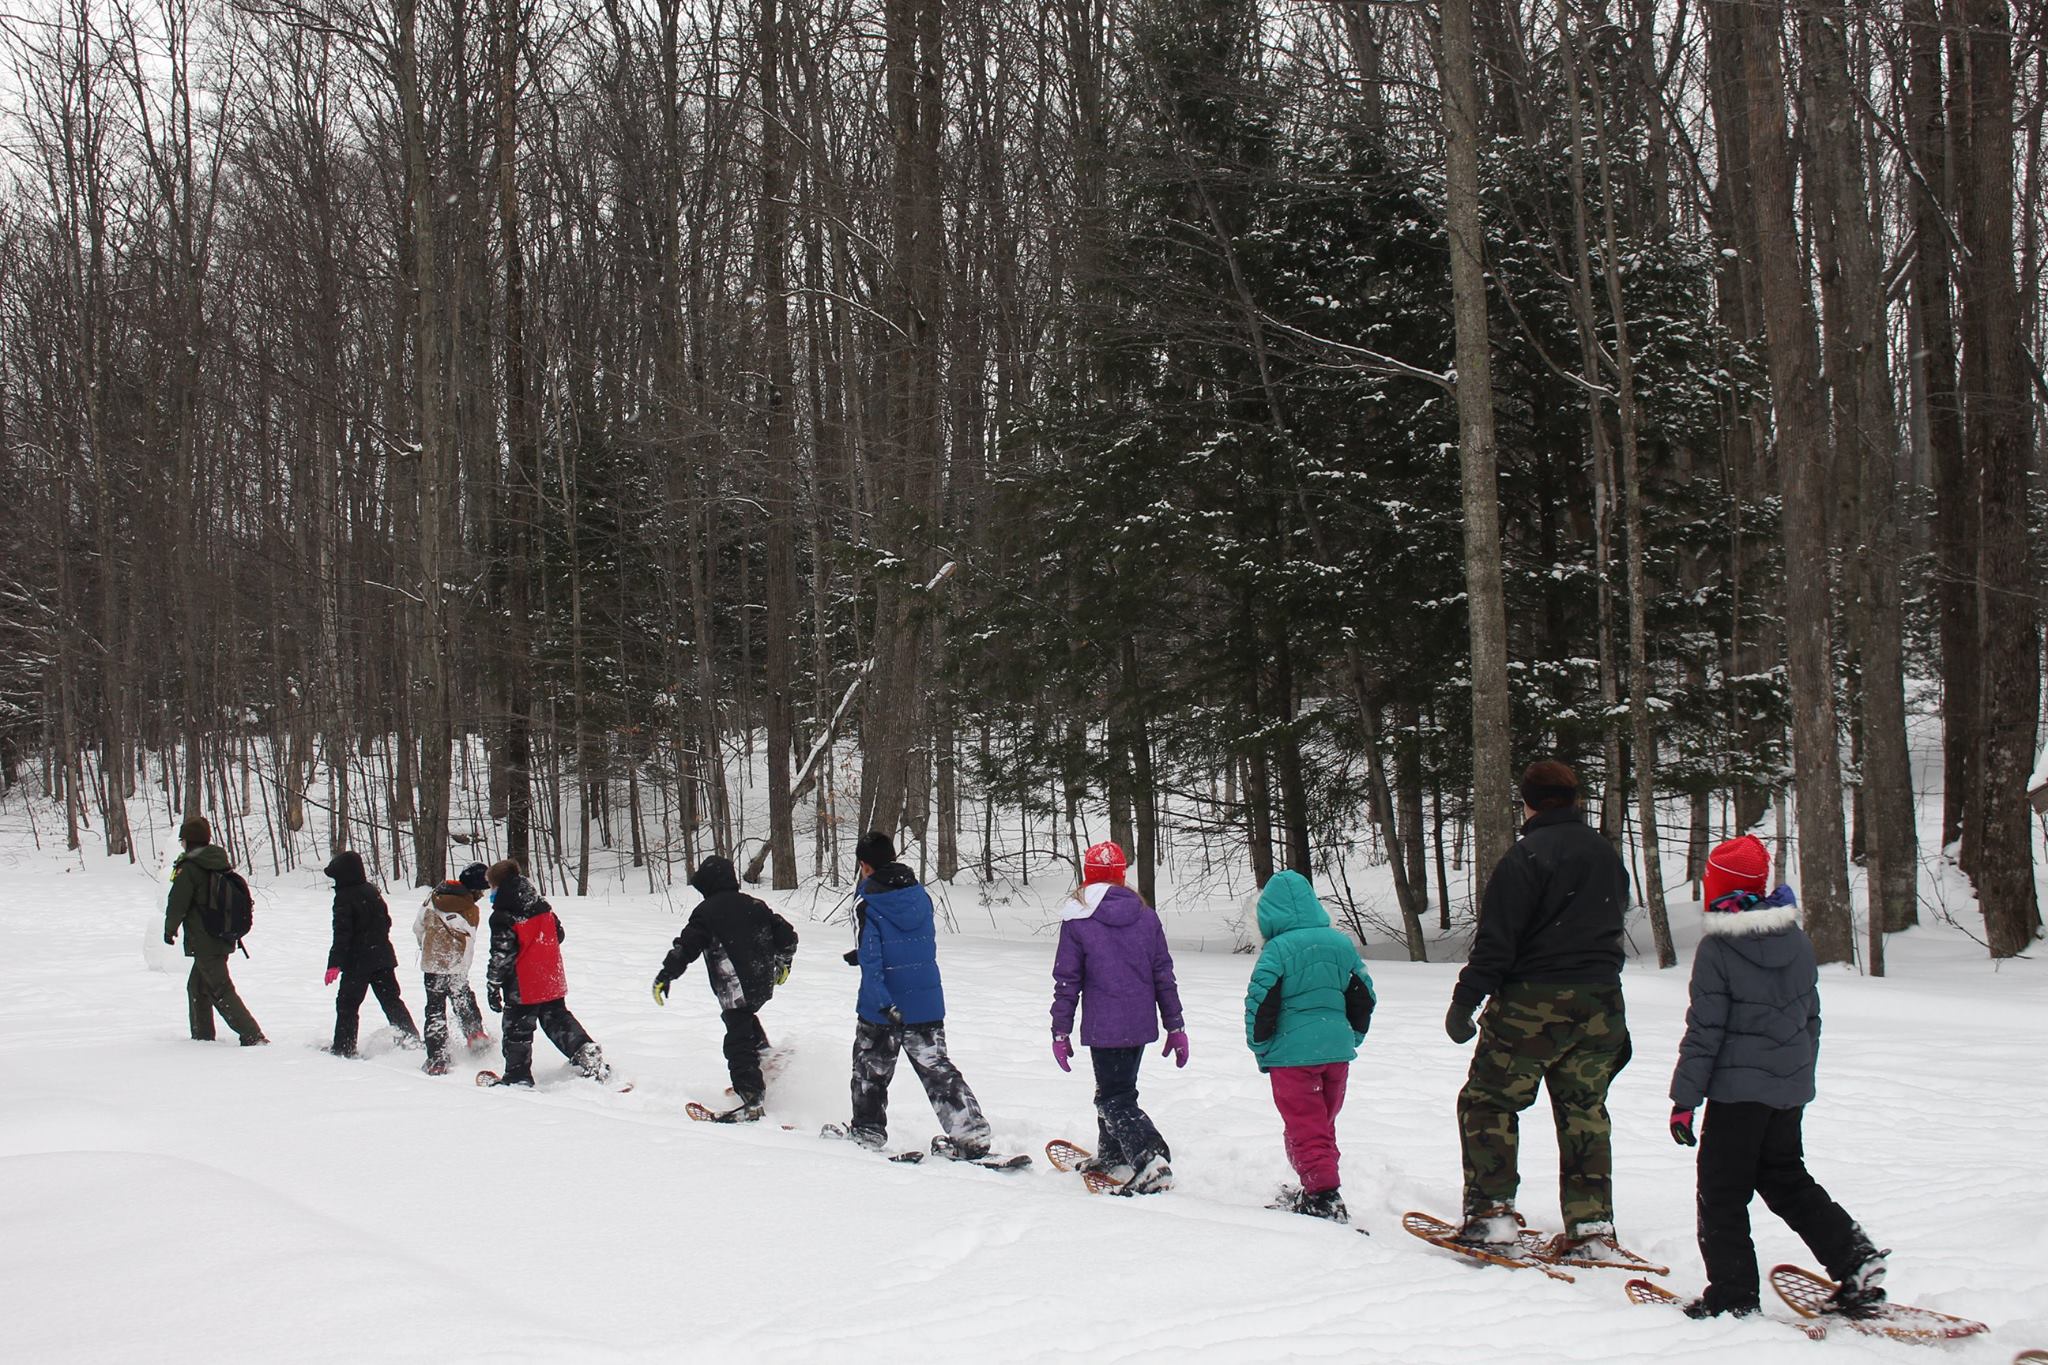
[1092,1045,1168,1168]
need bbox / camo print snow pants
[1457,982,1630,1231]
[848,1018,993,1151]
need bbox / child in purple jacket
[1049,840,1188,1195]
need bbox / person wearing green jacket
[163,816,267,1046]
[1243,870,1375,1223]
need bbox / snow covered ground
[2,818,2043,1364]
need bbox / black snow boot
[1825,1241,1889,1318]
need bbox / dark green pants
[1457,982,1629,1230]
[187,953,263,1043]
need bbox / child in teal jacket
[1244,870,1376,1223]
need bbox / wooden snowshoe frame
[1401,1211,1575,1283]
[1769,1264,1987,1343]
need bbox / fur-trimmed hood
[1702,884,1800,956]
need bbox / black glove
[1670,1107,1697,1147]
[842,948,859,966]
[881,1004,904,1027]
[1444,1001,1478,1044]
[163,930,176,946]
[487,983,504,1014]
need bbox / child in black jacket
[323,851,422,1057]
[652,855,798,1119]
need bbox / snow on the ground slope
[1,827,2044,1365]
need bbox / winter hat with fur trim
[1082,840,1128,886]
[1703,835,1771,908]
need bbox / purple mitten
[1162,1028,1189,1068]
[1052,1034,1073,1072]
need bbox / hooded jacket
[1242,871,1376,1071]
[1049,883,1185,1047]
[661,856,799,1011]
[486,873,568,1006]
[415,884,481,975]
[1453,807,1629,1012]
[1669,889,1820,1110]
[855,863,945,1026]
[324,852,399,976]
[164,844,234,958]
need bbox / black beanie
[855,831,895,869]
[458,862,490,893]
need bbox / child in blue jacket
[822,831,994,1159]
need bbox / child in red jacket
[483,859,609,1086]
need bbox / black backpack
[200,868,256,950]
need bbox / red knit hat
[1082,840,1128,886]
[1703,835,1771,907]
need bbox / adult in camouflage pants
[1457,982,1629,1230]
[1446,760,1631,1240]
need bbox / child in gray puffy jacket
[1668,835,1887,1320]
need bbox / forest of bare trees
[0,0,2041,963]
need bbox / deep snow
[3,720,2046,1362]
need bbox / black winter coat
[661,856,798,1011]
[1453,807,1629,1011]
[324,851,400,976]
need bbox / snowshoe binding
[1114,1155,1174,1198]
[930,1135,1031,1171]
[685,1097,763,1123]
[1269,1185,1348,1224]
[1534,1221,1670,1276]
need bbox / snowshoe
[474,1070,533,1087]
[820,1122,888,1152]
[685,1098,763,1123]
[465,1030,493,1054]
[1402,1211,1573,1281]
[1770,1264,1986,1343]
[1625,1277,1823,1338]
[929,1135,1031,1171]
[422,1054,452,1076]
[1044,1140,1128,1193]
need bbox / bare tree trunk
[1955,0,2043,956]
[1905,0,1968,861]
[1439,0,1516,881]
[494,0,536,872]
[397,0,452,887]
[1805,0,1916,961]
[1713,0,1855,962]
[859,0,945,840]
[758,0,800,887]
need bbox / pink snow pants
[1270,1062,1349,1194]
